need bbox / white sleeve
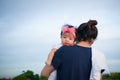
[92,48,109,73]
[90,70,101,80]
[97,52,109,73]
[48,70,57,80]
[90,48,101,80]
[90,48,110,80]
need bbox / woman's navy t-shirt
[52,45,92,80]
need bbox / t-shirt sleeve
[92,48,109,74]
[51,47,63,69]
[98,53,109,73]
[91,48,101,80]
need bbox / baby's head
[61,24,76,46]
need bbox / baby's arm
[45,48,57,65]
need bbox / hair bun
[87,20,97,26]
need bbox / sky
[0,0,120,78]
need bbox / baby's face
[61,32,75,46]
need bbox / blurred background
[0,0,120,78]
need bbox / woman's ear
[90,38,95,45]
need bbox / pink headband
[62,26,76,37]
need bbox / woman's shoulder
[92,47,105,57]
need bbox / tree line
[0,70,120,80]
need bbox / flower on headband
[62,26,75,36]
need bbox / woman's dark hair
[76,20,98,43]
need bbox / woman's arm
[41,64,55,78]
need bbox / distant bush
[0,78,12,80]
[12,70,40,80]
[103,72,120,80]
[1,71,120,80]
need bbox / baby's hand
[45,60,51,66]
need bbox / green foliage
[1,71,120,80]
[12,70,40,80]
[39,76,48,80]
[103,72,120,80]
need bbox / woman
[40,20,105,80]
